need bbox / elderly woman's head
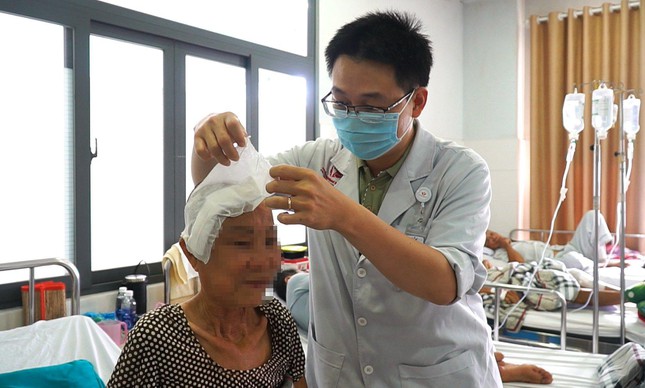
[180,203,281,307]
[179,142,280,306]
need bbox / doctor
[192,10,502,387]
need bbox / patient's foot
[495,352,553,384]
[499,363,553,384]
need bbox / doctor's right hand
[193,112,248,166]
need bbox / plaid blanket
[482,258,580,332]
[598,342,645,388]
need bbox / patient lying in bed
[483,227,623,307]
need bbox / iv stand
[610,85,641,348]
[616,92,626,346]
[592,124,601,354]
[583,80,631,353]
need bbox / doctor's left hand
[265,165,355,230]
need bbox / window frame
[0,0,316,308]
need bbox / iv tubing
[497,137,577,331]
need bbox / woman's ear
[179,238,200,272]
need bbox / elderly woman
[108,143,306,387]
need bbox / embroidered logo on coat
[321,165,343,186]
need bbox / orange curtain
[529,1,644,249]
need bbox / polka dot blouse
[108,298,305,387]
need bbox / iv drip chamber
[623,94,641,138]
[591,84,614,138]
[562,92,585,136]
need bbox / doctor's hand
[193,112,248,166]
[264,165,356,231]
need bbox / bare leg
[495,352,553,384]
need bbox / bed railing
[0,258,80,325]
[162,259,172,305]
[510,228,645,243]
[484,281,568,350]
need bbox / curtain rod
[536,1,640,24]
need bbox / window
[0,0,315,307]
[90,35,164,271]
[0,12,72,283]
[185,55,247,197]
[99,0,309,56]
[258,69,307,245]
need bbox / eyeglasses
[320,89,415,123]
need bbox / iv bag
[623,94,641,138]
[562,92,585,136]
[591,84,614,138]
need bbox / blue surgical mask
[334,111,412,160]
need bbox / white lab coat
[269,122,502,387]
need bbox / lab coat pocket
[398,349,477,387]
[308,334,345,388]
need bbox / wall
[462,0,521,236]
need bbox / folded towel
[162,243,200,304]
[597,342,645,388]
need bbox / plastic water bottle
[117,290,137,330]
[115,286,127,315]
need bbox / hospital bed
[0,258,121,385]
[485,229,645,353]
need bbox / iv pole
[590,82,641,352]
[581,80,632,353]
[614,87,642,346]
[616,90,626,346]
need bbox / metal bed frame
[162,259,172,305]
[510,228,645,244]
[0,258,80,325]
[484,281,568,350]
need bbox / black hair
[325,10,433,92]
[273,269,298,301]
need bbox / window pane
[185,55,246,197]
[0,13,72,283]
[258,69,307,245]
[99,0,308,56]
[90,36,163,271]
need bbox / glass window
[90,35,164,271]
[185,55,246,197]
[99,0,309,56]
[258,69,307,245]
[0,13,72,284]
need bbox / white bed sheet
[0,315,121,384]
[494,341,606,387]
[598,264,645,289]
[511,303,645,344]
